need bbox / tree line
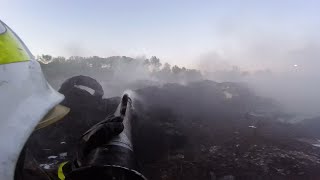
[38,55,203,88]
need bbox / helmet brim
[35,104,70,130]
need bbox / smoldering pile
[131,80,320,180]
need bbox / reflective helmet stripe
[58,161,69,180]
[0,23,31,65]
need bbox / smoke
[195,36,320,118]
[43,21,320,118]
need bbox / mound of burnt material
[131,80,320,179]
[299,117,320,138]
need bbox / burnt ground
[131,81,320,180]
[26,80,320,180]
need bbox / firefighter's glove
[76,115,124,166]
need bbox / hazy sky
[1,0,319,70]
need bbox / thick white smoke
[195,38,320,118]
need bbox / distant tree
[53,56,66,62]
[172,65,182,74]
[162,63,171,73]
[143,59,150,66]
[150,56,162,72]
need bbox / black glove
[76,115,124,166]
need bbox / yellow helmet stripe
[57,161,68,180]
[0,23,31,65]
